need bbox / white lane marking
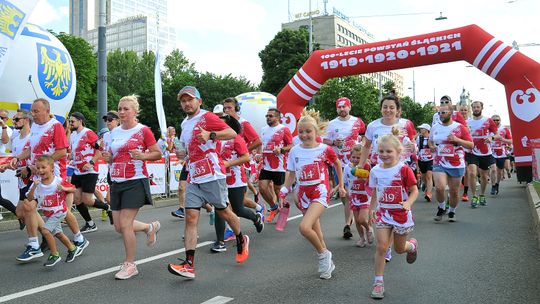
[0,241,213,303]
[201,296,234,304]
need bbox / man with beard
[429,105,473,222]
[431,95,467,126]
[466,101,499,207]
[489,115,512,195]
[258,108,293,223]
[323,97,365,239]
[68,112,113,233]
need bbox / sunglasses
[13,117,24,122]
[440,100,451,104]
[265,115,275,118]
[493,119,500,122]
[439,111,452,115]
[104,117,116,122]
[0,116,7,120]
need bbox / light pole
[308,0,313,54]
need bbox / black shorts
[19,181,33,201]
[110,178,153,211]
[180,165,188,181]
[71,173,99,193]
[465,153,494,171]
[418,160,433,174]
[258,169,285,186]
[494,157,507,169]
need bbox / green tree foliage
[400,96,435,127]
[54,32,97,129]
[259,28,312,95]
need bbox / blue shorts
[433,165,465,178]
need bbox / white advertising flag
[154,52,167,138]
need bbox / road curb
[0,197,180,233]
[526,182,540,248]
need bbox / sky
[29,0,540,125]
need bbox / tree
[400,96,435,127]
[259,28,313,95]
[54,32,97,129]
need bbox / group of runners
[0,87,513,299]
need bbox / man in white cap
[416,123,433,201]
[431,95,466,126]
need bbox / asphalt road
[0,177,539,304]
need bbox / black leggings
[0,185,17,215]
[214,186,257,242]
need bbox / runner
[489,115,512,195]
[368,134,419,299]
[168,86,250,279]
[416,123,433,202]
[429,105,473,222]
[431,95,466,126]
[280,114,345,279]
[323,97,365,239]
[457,104,471,202]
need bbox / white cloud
[28,0,64,25]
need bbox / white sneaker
[115,262,139,280]
[318,250,335,279]
[146,221,161,247]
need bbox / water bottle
[351,167,370,178]
[275,201,290,231]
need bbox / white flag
[0,0,38,78]
[154,52,167,138]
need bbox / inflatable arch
[277,24,539,182]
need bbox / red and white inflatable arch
[277,24,540,182]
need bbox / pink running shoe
[356,234,366,248]
[115,262,139,280]
[371,281,385,299]
[146,221,161,247]
[406,238,418,264]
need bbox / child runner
[26,155,83,266]
[343,145,373,247]
[368,134,419,299]
[279,115,345,279]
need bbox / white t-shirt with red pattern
[287,143,337,188]
[180,110,230,184]
[29,118,68,179]
[221,135,249,188]
[467,116,498,156]
[344,163,371,207]
[430,122,472,169]
[416,135,433,162]
[369,162,416,228]
[33,176,73,217]
[325,116,365,165]
[365,118,415,164]
[70,128,99,175]
[492,126,512,158]
[261,124,293,172]
[238,117,260,147]
[11,131,31,188]
[109,123,156,183]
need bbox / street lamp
[407,70,416,102]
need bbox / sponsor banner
[95,159,109,197]
[169,154,184,191]
[0,156,19,204]
[147,158,166,195]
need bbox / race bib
[438,144,455,157]
[299,162,321,185]
[189,158,214,182]
[379,186,403,204]
[263,142,276,154]
[351,181,365,192]
[421,148,432,158]
[111,162,127,178]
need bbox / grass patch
[533,181,540,198]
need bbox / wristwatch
[209,132,217,140]
[89,160,95,165]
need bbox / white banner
[95,160,109,197]
[0,0,39,78]
[0,160,19,205]
[147,158,167,195]
[168,154,184,191]
[154,52,167,137]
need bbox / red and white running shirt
[492,126,512,158]
[11,131,31,188]
[28,118,68,179]
[430,122,472,168]
[324,116,365,165]
[260,124,293,172]
[369,162,416,228]
[432,111,467,126]
[33,176,73,217]
[238,117,260,147]
[70,128,99,175]
[180,110,230,184]
[344,162,371,206]
[287,143,337,189]
[467,116,498,156]
[365,118,415,164]
[109,123,156,183]
[221,135,249,188]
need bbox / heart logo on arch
[510,88,540,122]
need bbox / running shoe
[65,246,82,263]
[254,212,264,233]
[224,228,235,242]
[490,185,496,195]
[356,237,366,248]
[479,195,487,206]
[318,250,335,279]
[146,221,161,247]
[171,208,185,218]
[434,207,446,221]
[371,281,385,299]
[448,211,456,222]
[406,238,418,264]
[16,245,43,261]
[43,254,61,267]
[471,196,479,208]
[424,192,432,202]
[101,210,108,221]
[266,207,279,223]
[257,203,266,223]
[210,241,226,253]
[385,248,392,263]
[168,260,195,279]
[343,225,353,239]
[209,211,215,226]
[80,222,97,234]
[236,235,250,263]
[74,238,89,254]
[461,193,469,202]
[366,227,374,244]
[115,262,139,280]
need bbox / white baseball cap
[418,123,431,131]
[213,104,224,114]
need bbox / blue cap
[178,86,201,99]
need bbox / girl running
[279,115,345,280]
[368,134,419,299]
